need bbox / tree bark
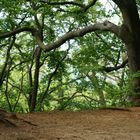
[29,47,42,112]
[113,0,140,105]
[126,42,140,105]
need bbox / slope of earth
[0,107,140,140]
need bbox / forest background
[0,0,139,112]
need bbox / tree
[0,0,140,111]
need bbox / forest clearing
[0,107,140,140]
[1,0,140,139]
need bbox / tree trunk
[113,0,140,105]
[29,47,41,112]
[126,41,140,106]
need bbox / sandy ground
[0,107,140,140]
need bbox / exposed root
[99,107,131,111]
[19,119,37,126]
[0,109,37,127]
[0,115,17,127]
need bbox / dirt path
[0,107,140,140]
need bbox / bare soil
[0,107,140,140]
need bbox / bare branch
[41,1,85,8]
[84,0,98,12]
[0,27,36,39]
[36,21,120,52]
[39,46,71,104]
[0,36,16,87]
[41,0,97,12]
[102,59,128,72]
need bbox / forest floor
[0,107,140,140]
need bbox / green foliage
[0,0,130,112]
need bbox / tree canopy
[0,0,140,112]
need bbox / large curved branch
[34,20,120,52]
[0,21,121,53]
[0,27,36,39]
